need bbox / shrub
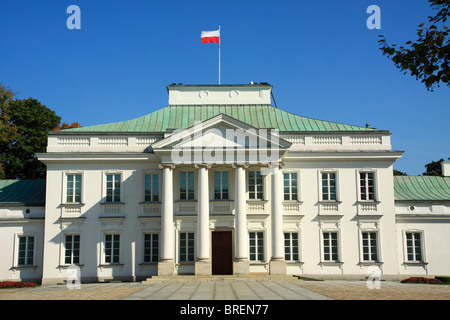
[435,276,450,284]
[401,277,442,284]
[0,281,40,289]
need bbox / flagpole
[218,25,221,85]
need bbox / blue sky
[1,0,449,175]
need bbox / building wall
[0,207,45,282]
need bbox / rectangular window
[214,171,229,200]
[249,171,263,200]
[180,172,194,200]
[362,232,378,262]
[67,174,82,203]
[145,174,160,202]
[144,233,159,263]
[321,172,337,201]
[106,174,121,203]
[360,172,375,201]
[323,232,339,262]
[284,232,299,261]
[283,172,298,201]
[65,234,80,264]
[179,232,194,262]
[18,236,34,266]
[406,232,423,262]
[249,232,264,261]
[105,234,120,264]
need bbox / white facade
[1,84,449,283]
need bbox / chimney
[442,161,450,177]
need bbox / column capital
[194,163,212,169]
[267,161,284,169]
[158,163,176,170]
[231,163,249,169]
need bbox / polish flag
[201,29,220,44]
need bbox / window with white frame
[64,234,80,264]
[104,234,120,264]
[283,172,298,201]
[249,232,264,262]
[17,235,34,266]
[360,172,375,201]
[180,172,194,200]
[179,232,194,262]
[321,172,337,201]
[248,171,263,200]
[323,232,339,262]
[106,174,121,203]
[145,173,160,202]
[214,171,229,200]
[405,232,423,262]
[143,233,159,263]
[66,174,82,203]
[284,232,299,261]
[361,232,378,262]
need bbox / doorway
[212,231,233,275]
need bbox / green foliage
[423,158,444,176]
[436,276,450,283]
[378,0,450,91]
[0,93,61,179]
[393,169,408,176]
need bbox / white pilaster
[270,163,287,274]
[233,163,249,274]
[158,164,175,275]
[195,164,211,275]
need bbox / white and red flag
[201,29,220,44]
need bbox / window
[249,171,263,200]
[214,171,229,200]
[179,232,194,262]
[18,236,34,266]
[283,173,298,201]
[406,232,423,262]
[180,172,194,200]
[284,232,299,261]
[323,232,339,262]
[143,233,159,263]
[249,232,264,261]
[65,235,80,264]
[106,174,121,202]
[67,174,82,203]
[104,234,120,264]
[360,172,375,201]
[321,172,337,201]
[362,232,378,262]
[145,173,160,202]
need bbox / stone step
[141,274,302,284]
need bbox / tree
[378,0,450,91]
[423,158,444,176]
[0,96,61,179]
[393,169,408,176]
[53,122,81,131]
[0,84,19,177]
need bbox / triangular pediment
[152,113,291,150]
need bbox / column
[269,163,287,274]
[233,163,249,274]
[158,164,175,276]
[195,164,211,275]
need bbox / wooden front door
[212,231,233,275]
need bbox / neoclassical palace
[1,83,449,284]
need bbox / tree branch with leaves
[378,0,449,91]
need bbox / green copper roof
[0,180,46,206]
[60,105,378,133]
[394,176,450,201]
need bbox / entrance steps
[141,274,302,284]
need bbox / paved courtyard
[1,279,450,300]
